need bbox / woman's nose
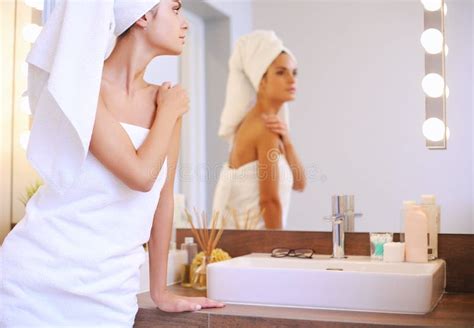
[182,18,189,30]
[288,74,296,84]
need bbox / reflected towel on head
[217,30,296,146]
[26,0,160,194]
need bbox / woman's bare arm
[89,84,188,192]
[148,117,181,302]
[281,138,306,191]
[261,113,306,191]
[148,118,224,312]
[257,128,283,229]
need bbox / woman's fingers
[266,123,287,132]
[266,123,284,129]
[158,298,201,312]
[161,81,172,89]
[263,117,279,123]
[192,297,225,308]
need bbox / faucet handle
[323,213,345,223]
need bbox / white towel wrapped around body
[1,1,166,327]
[213,156,294,229]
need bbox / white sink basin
[207,253,446,314]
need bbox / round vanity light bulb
[420,28,443,54]
[422,73,445,98]
[20,131,31,151]
[421,0,442,11]
[423,118,448,142]
[24,0,44,11]
[22,24,42,43]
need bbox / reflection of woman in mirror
[213,30,306,230]
[1,1,224,326]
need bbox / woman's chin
[158,44,184,56]
[284,94,296,102]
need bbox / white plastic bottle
[420,195,440,260]
[405,205,428,263]
[400,200,417,242]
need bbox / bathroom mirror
[178,0,473,233]
[2,0,471,241]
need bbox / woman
[0,0,223,326]
[213,30,306,230]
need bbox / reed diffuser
[185,208,227,290]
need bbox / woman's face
[145,0,188,55]
[259,52,298,103]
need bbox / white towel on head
[218,30,296,144]
[114,0,161,36]
[26,0,160,194]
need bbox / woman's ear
[135,13,150,30]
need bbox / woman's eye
[173,4,182,14]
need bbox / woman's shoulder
[238,115,280,149]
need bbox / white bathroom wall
[471,0,474,232]
[471,0,474,233]
[187,0,254,213]
[251,0,473,233]
[205,0,254,44]
[446,0,473,234]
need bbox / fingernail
[195,305,201,311]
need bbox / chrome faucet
[324,195,363,259]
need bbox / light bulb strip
[422,0,448,149]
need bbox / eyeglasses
[271,248,315,259]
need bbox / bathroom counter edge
[135,285,474,327]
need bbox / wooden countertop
[135,285,474,327]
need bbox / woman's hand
[261,113,290,145]
[152,290,225,313]
[155,82,189,121]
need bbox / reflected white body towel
[212,155,294,229]
[0,124,168,327]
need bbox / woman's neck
[102,33,157,96]
[251,96,284,116]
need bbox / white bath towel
[1,124,168,326]
[212,156,294,229]
[26,0,160,194]
[218,30,296,145]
